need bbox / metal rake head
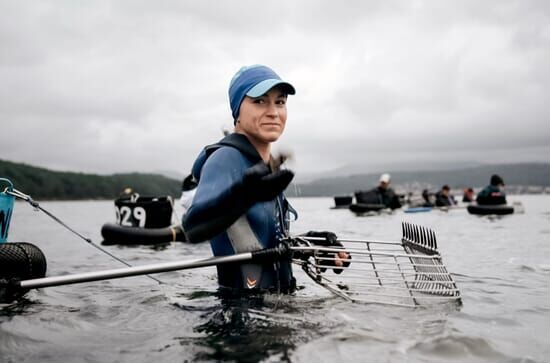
[291,224,462,307]
[401,221,438,255]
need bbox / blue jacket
[183,133,296,292]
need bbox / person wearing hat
[183,65,348,293]
[356,173,402,209]
[377,173,402,209]
[476,174,507,205]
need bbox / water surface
[1,195,549,362]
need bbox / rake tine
[424,228,433,248]
[423,227,429,248]
[420,227,431,247]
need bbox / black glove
[304,231,351,274]
[237,162,294,205]
[184,162,293,243]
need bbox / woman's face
[235,86,288,145]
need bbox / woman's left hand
[303,231,352,274]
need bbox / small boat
[331,195,353,209]
[404,206,433,213]
[349,203,387,216]
[102,193,184,245]
[467,204,514,216]
[101,223,186,245]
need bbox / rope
[6,188,164,285]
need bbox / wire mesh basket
[292,222,461,307]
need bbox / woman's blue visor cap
[229,65,296,121]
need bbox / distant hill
[295,160,483,183]
[0,159,181,200]
[287,163,550,197]
[2,159,549,200]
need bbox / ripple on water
[405,334,530,362]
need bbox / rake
[292,222,462,307]
[2,222,461,308]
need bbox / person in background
[476,174,507,205]
[183,64,349,293]
[434,185,457,207]
[355,173,401,209]
[462,187,475,203]
[421,189,434,207]
[376,173,402,209]
[180,174,198,216]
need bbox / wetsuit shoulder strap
[204,133,263,164]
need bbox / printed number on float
[115,206,147,227]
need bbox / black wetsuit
[434,191,456,207]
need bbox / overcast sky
[1,1,549,180]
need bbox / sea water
[1,195,549,362]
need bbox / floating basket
[0,178,15,243]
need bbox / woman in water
[184,65,347,293]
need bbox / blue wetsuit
[183,133,296,292]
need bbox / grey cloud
[1,1,549,178]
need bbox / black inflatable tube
[0,242,47,302]
[467,204,514,216]
[101,223,186,245]
[349,203,387,214]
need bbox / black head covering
[490,174,504,186]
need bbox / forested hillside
[0,159,180,200]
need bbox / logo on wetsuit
[246,276,258,288]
